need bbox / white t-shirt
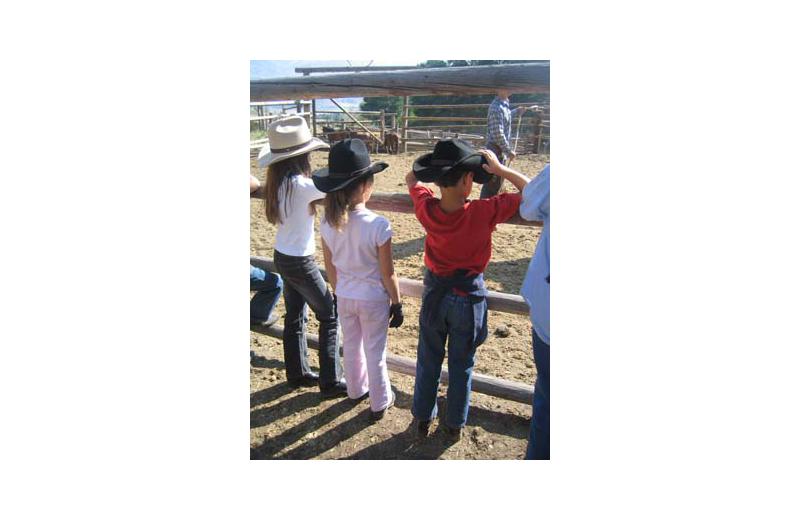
[319,208,393,302]
[273,174,325,257]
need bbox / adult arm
[519,165,550,221]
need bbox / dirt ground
[250,150,549,459]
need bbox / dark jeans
[412,291,488,429]
[250,265,283,323]
[273,250,342,387]
[525,330,550,460]
[479,142,506,199]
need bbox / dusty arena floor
[250,150,549,460]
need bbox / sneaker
[370,391,396,421]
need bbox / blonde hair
[323,174,374,231]
[264,153,312,225]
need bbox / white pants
[338,296,392,412]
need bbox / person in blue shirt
[482,156,550,460]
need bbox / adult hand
[388,302,404,328]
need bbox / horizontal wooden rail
[295,66,420,74]
[365,192,542,228]
[315,110,383,115]
[404,103,549,109]
[250,101,311,107]
[250,255,531,316]
[250,322,534,404]
[251,63,549,101]
[250,112,310,122]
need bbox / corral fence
[250,191,542,404]
[399,100,550,155]
[250,63,549,404]
[251,62,550,156]
[250,100,312,157]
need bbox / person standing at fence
[405,139,529,441]
[480,91,531,199]
[259,116,347,398]
[484,155,550,460]
[314,139,404,421]
[250,174,283,327]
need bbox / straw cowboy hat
[412,138,492,184]
[312,138,389,193]
[257,116,329,167]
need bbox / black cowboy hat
[312,138,389,193]
[412,138,492,184]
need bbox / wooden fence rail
[364,192,543,228]
[249,255,535,404]
[250,322,534,404]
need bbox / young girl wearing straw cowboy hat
[258,116,347,398]
[313,139,404,420]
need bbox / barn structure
[250,62,550,405]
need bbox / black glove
[332,294,339,320]
[388,302,404,328]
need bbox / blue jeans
[525,330,550,460]
[250,265,283,323]
[412,291,488,429]
[273,250,342,387]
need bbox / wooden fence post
[311,99,317,136]
[401,96,410,153]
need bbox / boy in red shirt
[405,139,531,440]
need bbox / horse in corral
[383,131,399,154]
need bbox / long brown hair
[264,153,312,225]
[323,174,374,231]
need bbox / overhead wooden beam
[251,63,550,101]
[251,323,534,404]
[295,66,420,74]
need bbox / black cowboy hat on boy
[412,138,492,184]
[312,138,389,193]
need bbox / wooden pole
[380,109,385,143]
[364,192,541,228]
[311,99,317,136]
[401,96,410,153]
[251,63,550,101]
[329,99,382,143]
[251,323,534,404]
[250,254,532,316]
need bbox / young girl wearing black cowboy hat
[313,139,404,421]
[259,116,347,398]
